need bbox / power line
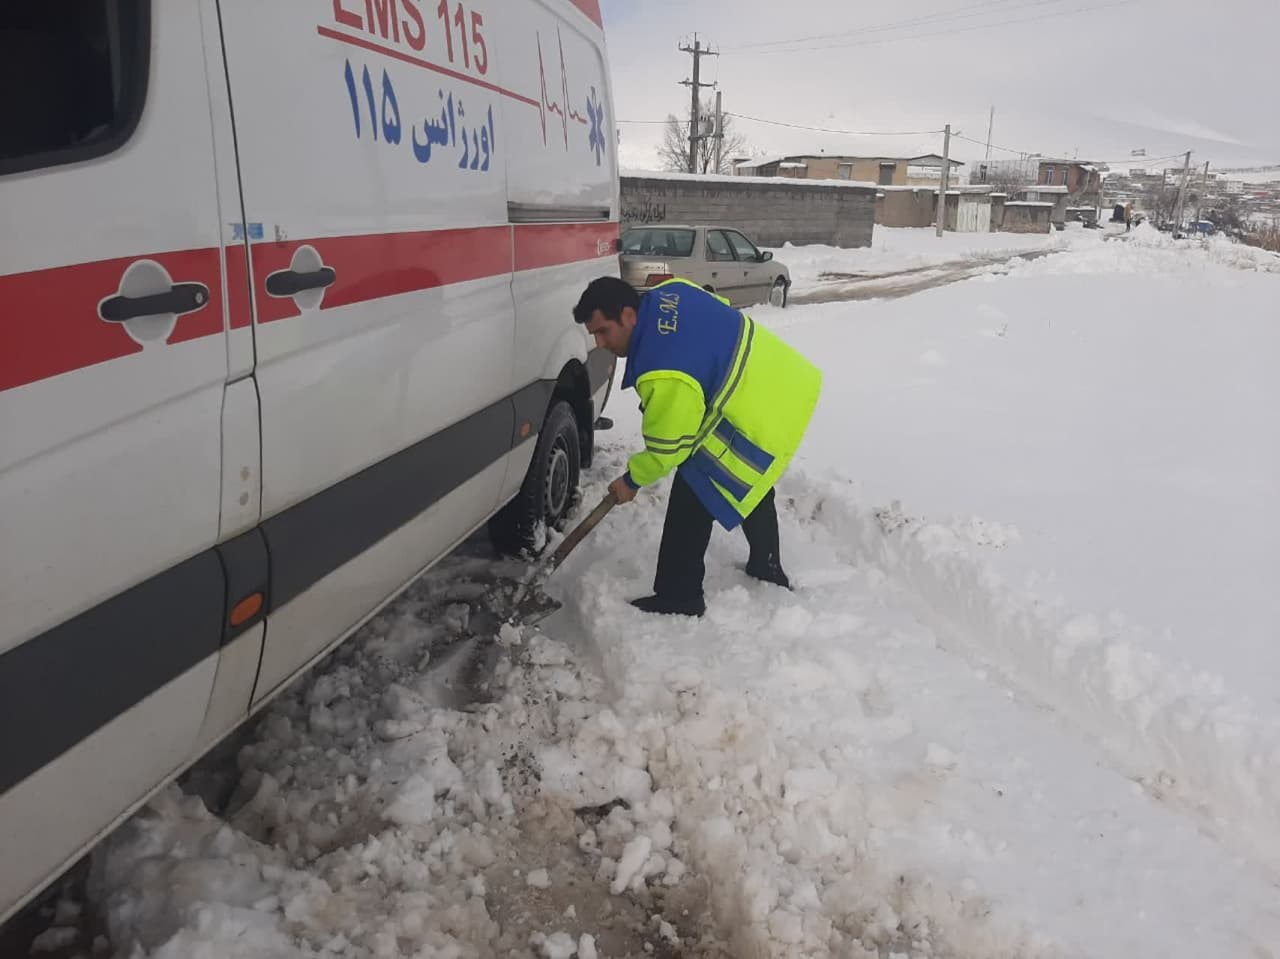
[954,132,1190,167]
[617,113,942,137]
[725,112,943,137]
[726,0,1075,52]
[720,0,1137,56]
[1093,151,1188,167]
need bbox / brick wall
[620,173,876,248]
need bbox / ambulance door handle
[99,282,210,323]
[265,266,337,297]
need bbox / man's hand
[609,474,638,505]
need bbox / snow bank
[765,226,1070,291]
[790,474,1280,867]
[1008,221,1280,275]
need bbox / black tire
[488,400,581,556]
[770,276,788,308]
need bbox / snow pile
[85,567,716,958]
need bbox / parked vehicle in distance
[0,0,617,924]
[619,225,791,308]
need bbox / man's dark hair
[573,276,640,325]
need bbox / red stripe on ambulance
[0,249,223,393]
[1,222,618,391]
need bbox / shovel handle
[548,489,617,570]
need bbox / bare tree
[984,169,1035,195]
[1204,198,1248,235]
[1142,186,1181,228]
[969,159,1036,195]
[658,99,747,174]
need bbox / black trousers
[653,470,781,601]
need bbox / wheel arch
[551,358,595,469]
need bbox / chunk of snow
[525,868,552,889]
[610,836,653,895]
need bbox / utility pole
[713,90,724,175]
[678,35,717,173]
[1193,159,1210,232]
[1172,150,1192,235]
[936,123,952,237]
[984,106,995,161]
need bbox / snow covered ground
[20,227,1280,958]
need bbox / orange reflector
[519,421,532,438]
[644,273,673,287]
[230,592,264,626]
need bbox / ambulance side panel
[0,4,233,921]
[215,0,518,704]
[495,0,620,502]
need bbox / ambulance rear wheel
[488,400,581,557]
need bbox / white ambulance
[0,0,618,921]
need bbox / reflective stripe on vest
[690,448,753,500]
[695,313,755,449]
[712,418,776,474]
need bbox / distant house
[737,153,963,186]
[1037,159,1103,196]
[733,155,792,177]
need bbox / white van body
[0,0,618,922]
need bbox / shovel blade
[511,589,563,627]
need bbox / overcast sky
[600,0,1279,175]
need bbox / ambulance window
[0,2,150,176]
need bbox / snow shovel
[505,489,618,627]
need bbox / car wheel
[769,276,788,308]
[488,400,581,556]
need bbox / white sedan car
[619,224,791,308]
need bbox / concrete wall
[1002,204,1053,234]
[620,174,877,248]
[877,189,937,228]
[876,190,993,231]
[991,195,1007,231]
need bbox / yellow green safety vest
[622,278,822,527]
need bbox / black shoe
[629,594,706,617]
[745,559,792,591]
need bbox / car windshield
[620,228,696,257]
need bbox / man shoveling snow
[572,276,823,616]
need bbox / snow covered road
[15,226,1279,958]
